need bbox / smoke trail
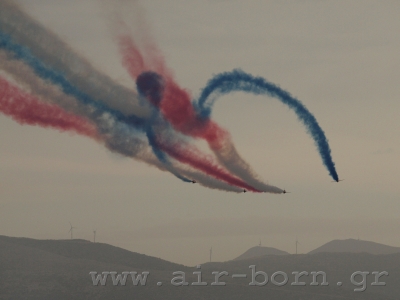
[0,48,245,191]
[104,0,169,77]
[0,77,98,138]
[146,119,192,182]
[134,70,193,182]
[105,6,280,191]
[101,117,245,191]
[0,65,147,164]
[0,50,91,119]
[111,12,277,191]
[0,43,173,184]
[109,6,333,186]
[0,73,184,187]
[210,138,283,193]
[0,1,291,192]
[0,0,149,118]
[118,35,147,79]
[0,50,147,163]
[0,42,189,184]
[0,30,147,132]
[0,65,241,191]
[196,69,339,182]
[174,168,243,193]
[100,119,245,191]
[134,70,274,190]
[157,134,261,192]
[132,69,282,192]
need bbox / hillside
[1,235,399,299]
[201,251,400,299]
[0,235,183,271]
[233,246,289,261]
[308,239,400,255]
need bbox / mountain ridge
[1,235,399,299]
[308,238,400,255]
[233,245,289,261]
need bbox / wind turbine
[68,222,76,240]
[93,229,96,243]
[295,237,300,254]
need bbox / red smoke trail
[118,33,228,148]
[160,79,228,149]
[118,33,170,81]
[116,34,264,190]
[118,35,147,79]
[0,76,99,139]
[158,140,260,192]
[117,35,253,188]
[117,37,228,148]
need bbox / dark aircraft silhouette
[191,180,196,183]
[282,189,290,194]
[332,179,344,183]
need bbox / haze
[0,0,399,266]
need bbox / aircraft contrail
[195,69,339,182]
[116,32,283,193]
[0,0,148,117]
[0,29,252,191]
[0,77,99,138]
[0,46,248,191]
[0,57,243,192]
[0,0,338,192]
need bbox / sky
[0,0,399,266]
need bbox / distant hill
[0,235,190,300]
[0,235,184,271]
[202,251,400,299]
[1,235,399,299]
[233,246,289,261]
[308,239,400,255]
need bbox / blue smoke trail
[0,30,191,183]
[145,108,192,183]
[146,123,192,183]
[195,69,339,182]
[136,71,165,106]
[136,72,192,182]
[0,30,146,131]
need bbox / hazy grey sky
[1,0,399,266]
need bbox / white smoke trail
[0,50,241,192]
[212,139,283,193]
[100,1,282,193]
[0,0,150,118]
